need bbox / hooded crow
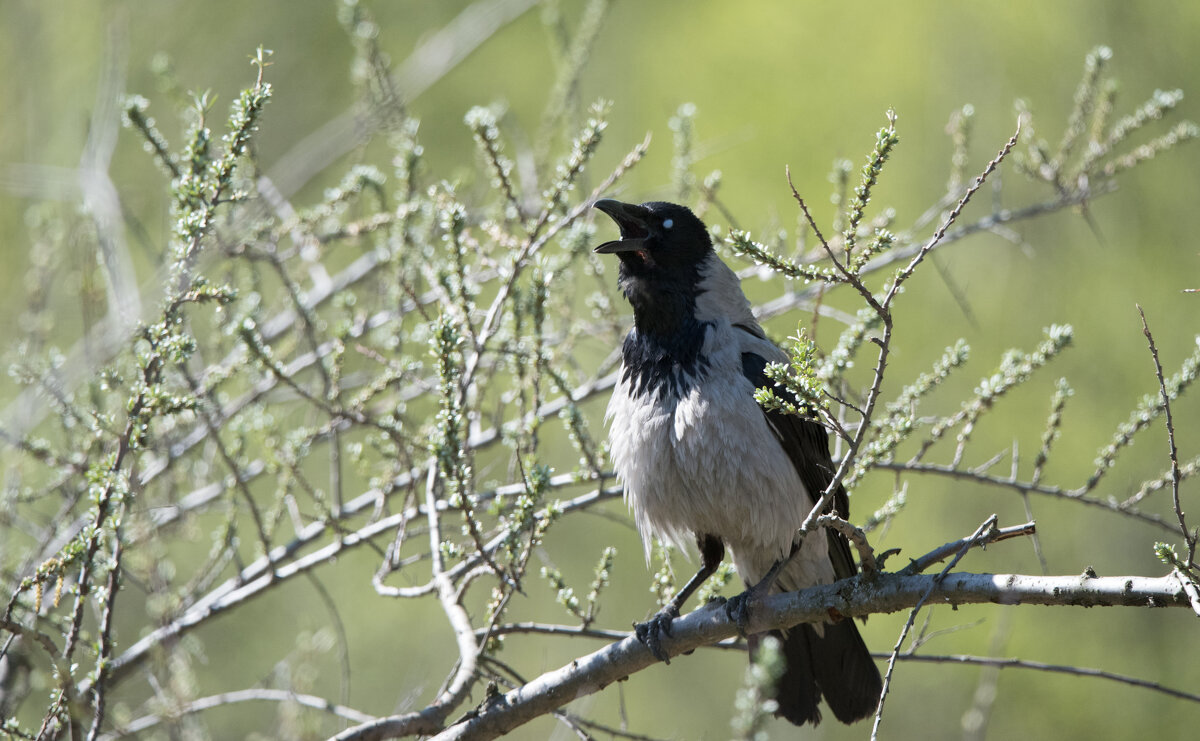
[593,198,882,726]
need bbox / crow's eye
[662,218,674,230]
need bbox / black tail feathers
[759,618,882,726]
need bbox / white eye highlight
[662,218,674,229]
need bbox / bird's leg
[634,534,724,663]
[725,536,803,636]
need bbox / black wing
[740,349,857,581]
[742,342,884,724]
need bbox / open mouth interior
[618,221,649,241]
[616,221,651,264]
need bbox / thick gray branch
[397,572,1192,741]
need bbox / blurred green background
[2,1,1199,739]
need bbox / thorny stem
[1138,306,1196,567]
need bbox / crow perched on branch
[594,198,882,726]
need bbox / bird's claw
[723,591,754,637]
[724,581,771,637]
[633,606,679,663]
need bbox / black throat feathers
[618,258,711,400]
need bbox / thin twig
[886,118,1021,301]
[874,459,1174,534]
[1138,305,1196,566]
[96,688,376,740]
[900,520,1037,576]
[894,652,1200,704]
[816,513,879,575]
[424,460,481,721]
[84,535,123,741]
[870,515,999,740]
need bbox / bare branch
[98,688,377,740]
[419,571,1192,741]
[892,652,1200,705]
[900,521,1038,576]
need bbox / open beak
[593,198,652,254]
